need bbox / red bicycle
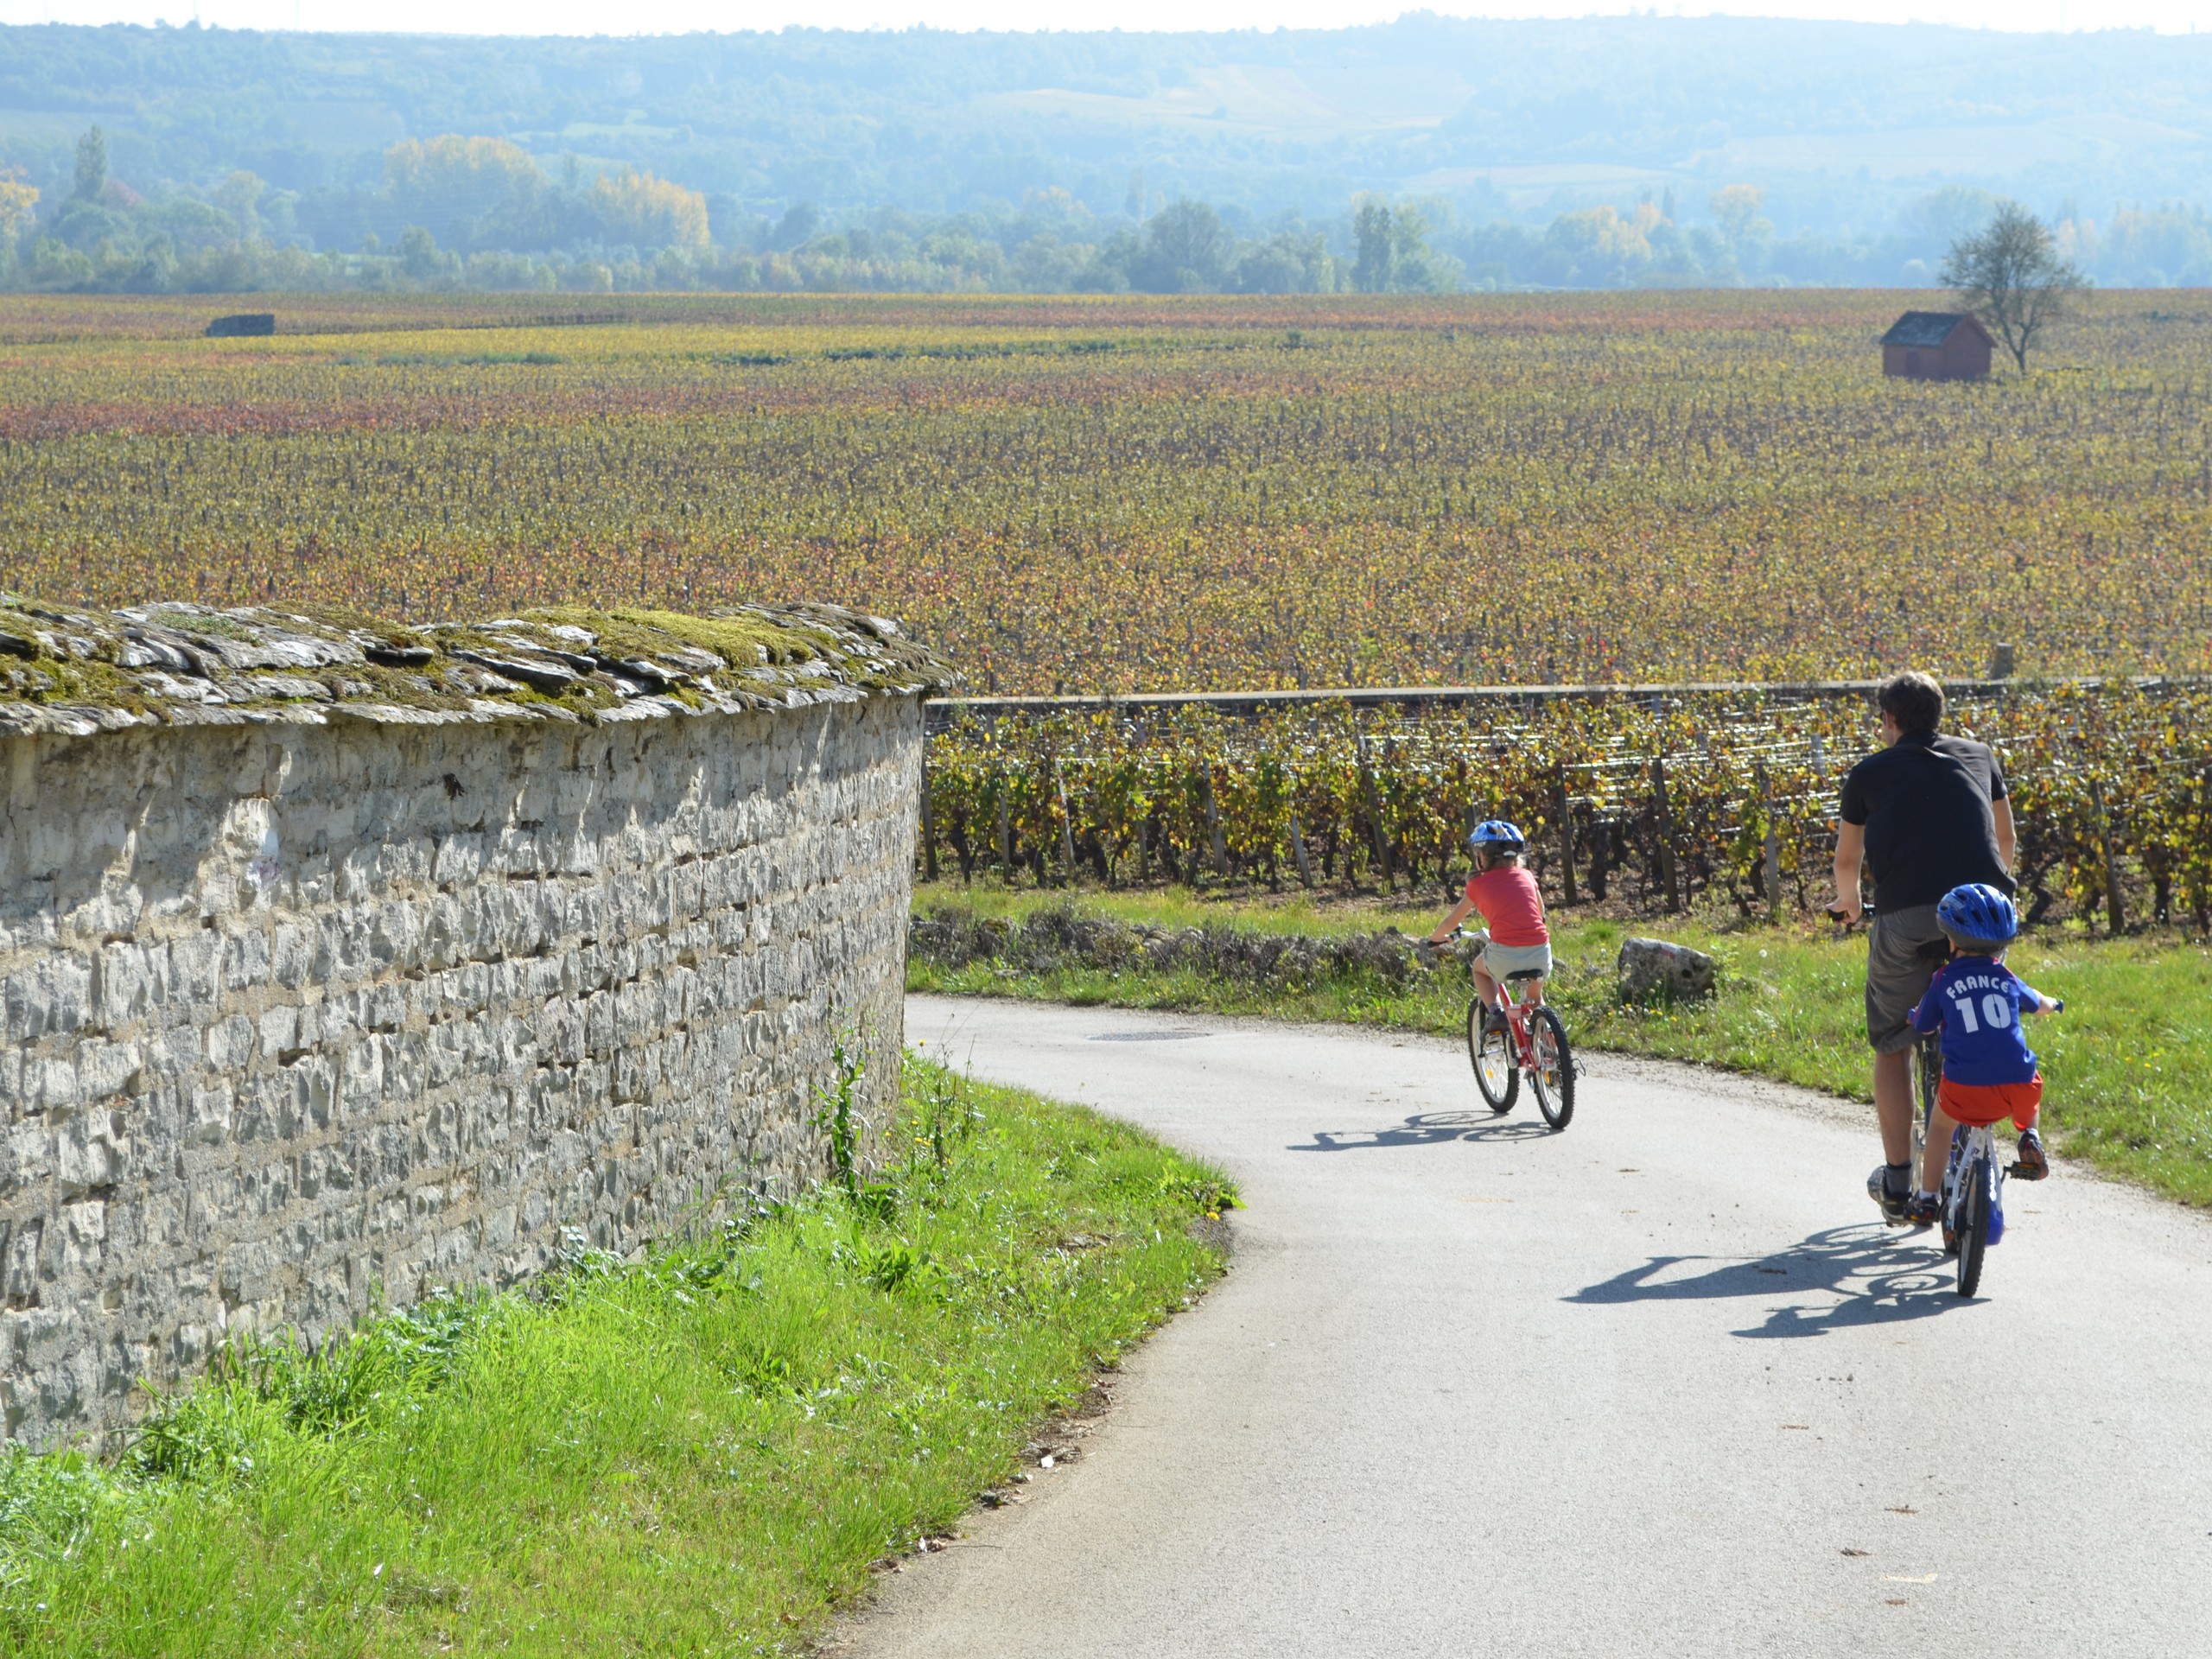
[1459,930,1575,1130]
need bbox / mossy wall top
[0,595,953,740]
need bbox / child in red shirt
[1427,819,1552,1029]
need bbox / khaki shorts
[1866,903,1948,1055]
[1474,932,1554,982]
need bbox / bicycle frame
[1944,1121,2003,1286]
[1486,975,1548,1067]
[1460,935,1576,1130]
[1944,1122,2000,1193]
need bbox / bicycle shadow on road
[1566,1223,1972,1337]
[1288,1109,1558,1153]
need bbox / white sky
[2,0,2208,36]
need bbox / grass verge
[910,880,2212,1209]
[0,1057,1232,1657]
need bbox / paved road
[836,996,2212,1659]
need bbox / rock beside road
[910,903,1456,988]
[1617,936,1718,1003]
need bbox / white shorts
[1475,931,1554,981]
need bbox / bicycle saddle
[1503,969,1546,982]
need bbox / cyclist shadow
[1289,1109,1559,1152]
[1567,1223,1969,1336]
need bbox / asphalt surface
[833,995,2212,1659]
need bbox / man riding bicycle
[1828,671,2017,1224]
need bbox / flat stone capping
[1,599,947,1447]
[0,594,953,741]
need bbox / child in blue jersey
[1905,882,2058,1223]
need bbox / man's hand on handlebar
[1826,898,1865,927]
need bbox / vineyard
[2,289,2209,692]
[10,288,2211,927]
[921,682,2212,931]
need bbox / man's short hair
[1878,671,1944,735]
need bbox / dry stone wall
[0,600,942,1448]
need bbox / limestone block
[1617,938,1719,1004]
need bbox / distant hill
[3,16,2209,232]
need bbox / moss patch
[0,592,951,737]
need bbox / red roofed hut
[1879,311,1994,381]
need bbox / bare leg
[1471,960,1500,1011]
[1873,1047,1913,1166]
[1921,1104,1959,1195]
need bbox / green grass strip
[911,883,2212,1210]
[0,1058,1231,1657]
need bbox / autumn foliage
[925,684,2212,931]
[4,289,2208,690]
[4,289,2208,925]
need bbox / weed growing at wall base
[0,1056,1230,1656]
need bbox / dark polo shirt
[1839,729,2012,912]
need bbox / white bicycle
[1937,996,2062,1299]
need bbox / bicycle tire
[1529,1007,1575,1130]
[1467,998,1518,1114]
[1956,1149,1993,1298]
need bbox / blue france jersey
[1910,957,2046,1086]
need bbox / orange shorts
[1936,1075,2043,1132]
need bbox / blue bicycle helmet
[1936,882,2018,945]
[1467,819,1527,855]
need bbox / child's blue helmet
[1467,819,1527,855]
[1936,882,2018,945]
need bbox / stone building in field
[1879,311,1995,381]
[0,595,950,1446]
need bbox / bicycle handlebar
[1826,906,2067,1011]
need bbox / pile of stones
[909,903,1455,988]
[912,904,1725,1007]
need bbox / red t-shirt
[1465,866,1549,947]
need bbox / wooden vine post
[2088,775,2126,934]
[1757,760,1781,919]
[1288,809,1317,888]
[918,751,938,882]
[1199,765,1230,880]
[1054,758,1078,880]
[1357,733,1394,892]
[995,780,1014,883]
[1554,766,1578,906]
[1650,754,1681,912]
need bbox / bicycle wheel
[1467,998,1518,1114]
[1528,1007,1575,1130]
[1955,1149,1994,1298]
[1939,1131,1964,1257]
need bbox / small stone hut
[1879,311,1995,381]
[0,595,950,1446]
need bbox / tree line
[0,125,2195,299]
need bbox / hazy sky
[4,0,2209,36]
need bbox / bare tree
[1939,202,2088,372]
